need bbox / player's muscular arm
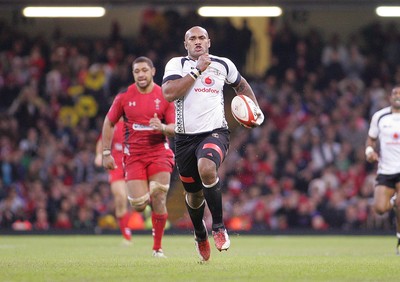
[234,77,265,127]
[233,77,259,107]
[101,117,117,170]
[162,77,196,102]
[102,117,114,151]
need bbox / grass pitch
[0,234,398,282]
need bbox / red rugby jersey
[107,83,175,155]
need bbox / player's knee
[198,159,217,184]
[373,203,387,215]
[128,193,150,212]
[149,181,169,196]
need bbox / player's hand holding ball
[231,95,265,128]
[252,107,264,127]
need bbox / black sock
[185,199,207,240]
[203,180,224,231]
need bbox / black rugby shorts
[175,128,229,193]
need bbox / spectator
[33,208,50,230]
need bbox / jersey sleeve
[106,93,124,124]
[223,57,241,86]
[162,57,183,82]
[368,112,379,139]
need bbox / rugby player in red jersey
[102,56,175,258]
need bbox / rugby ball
[231,95,258,128]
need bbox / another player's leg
[392,185,400,255]
[149,179,169,258]
[185,191,210,261]
[126,179,150,248]
[111,180,131,245]
[373,184,397,254]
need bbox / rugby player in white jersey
[366,85,400,254]
[162,26,264,262]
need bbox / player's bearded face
[133,62,154,91]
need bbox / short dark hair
[132,56,154,69]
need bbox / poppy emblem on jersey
[201,76,215,87]
[154,98,161,110]
[394,133,399,139]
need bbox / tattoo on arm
[235,81,247,94]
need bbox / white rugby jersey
[368,106,400,174]
[163,55,241,134]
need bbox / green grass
[0,234,398,282]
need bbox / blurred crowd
[1,8,400,233]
